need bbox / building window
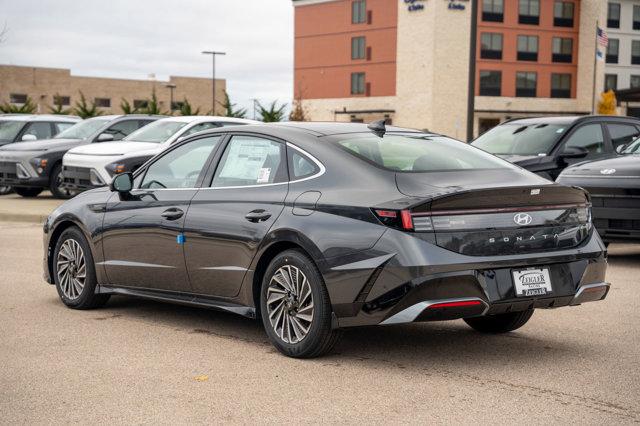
[551,74,571,98]
[632,40,640,65]
[607,3,620,29]
[631,75,640,89]
[133,99,148,109]
[516,72,537,97]
[552,37,573,63]
[351,36,366,60]
[554,1,574,27]
[479,71,502,96]
[351,72,365,95]
[352,0,366,24]
[604,74,617,92]
[53,95,70,106]
[606,39,619,64]
[519,0,540,25]
[480,33,503,59]
[94,98,111,108]
[517,35,538,61]
[9,93,27,104]
[482,0,503,22]
[634,5,640,30]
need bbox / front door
[184,134,289,298]
[100,135,222,292]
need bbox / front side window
[607,124,640,150]
[473,123,568,155]
[552,37,573,62]
[23,122,52,140]
[334,133,516,172]
[632,40,640,65]
[607,39,619,63]
[102,120,140,141]
[480,33,503,59]
[212,136,286,187]
[352,0,366,24]
[54,117,110,139]
[140,136,220,189]
[0,121,25,142]
[479,70,502,96]
[124,120,188,143]
[608,3,620,28]
[482,0,504,22]
[551,73,572,98]
[516,72,537,97]
[519,0,540,24]
[351,72,365,95]
[351,36,366,60]
[564,124,604,156]
[554,1,574,27]
[517,35,538,61]
[54,122,75,134]
[605,74,618,91]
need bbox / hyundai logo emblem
[513,213,533,226]
[600,168,616,175]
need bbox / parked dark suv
[472,116,640,180]
[0,115,164,198]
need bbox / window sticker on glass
[257,167,271,183]
[556,128,565,133]
[218,140,273,181]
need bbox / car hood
[0,138,82,152]
[396,168,552,198]
[560,156,640,178]
[67,141,161,156]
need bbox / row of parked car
[0,113,638,244]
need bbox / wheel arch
[46,216,98,283]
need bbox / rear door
[183,133,289,298]
[101,135,222,292]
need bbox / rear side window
[334,133,515,172]
[212,136,287,187]
[288,148,320,180]
[607,123,640,149]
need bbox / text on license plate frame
[512,267,552,297]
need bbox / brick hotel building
[293,0,611,139]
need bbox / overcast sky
[0,0,293,116]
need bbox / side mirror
[615,144,627,154]
[21,134,37,141]
[96,133,115,142]
[109,172,133,193]
[559,146,588,159]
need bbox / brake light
[372,209,414,231]
[400,210,413,230]
[374,210,397,218]
[429,300,482,309]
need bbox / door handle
[161,208,184,220]
[245,209,272,223]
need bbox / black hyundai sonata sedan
[43,121,609,358]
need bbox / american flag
[597,27,608,47]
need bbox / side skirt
[96,285,256,319]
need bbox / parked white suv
[62,116,258,192]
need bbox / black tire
[0,186,12,196]
[14,187,43,197]
[260,249,340,358]
[464,309,534,333]
[52,227,110,309]
[49,163,75,199]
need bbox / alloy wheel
[266,265,314,344]
[56,238,86,300]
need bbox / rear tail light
[428,300,482,309]
[373,209,414,231]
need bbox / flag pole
[592,20,599,114]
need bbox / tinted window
[212,136,286,187]
[563,124,604,155]
[54,122,75,134]
[183,122,222,136]
[473,123,567,155]
[352,0,366,24]
[23,122,52,140]
[288,148,320,180]
[607,124,640,149]
[140,136,220,189]
[124,120,188,143]
[102,120,140,141]
[335,134,516,172]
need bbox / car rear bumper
[325,228,608,328]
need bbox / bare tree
[0,23,8,45]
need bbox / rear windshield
[472,123,567,156]
[332,133,516,172]
[124,120,188,143]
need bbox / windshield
[622,137,640,154]
[55,118,109,139]
[123,120,188,143]
[0,121,24,142]
[332,133,517,172]
[472,123,567,156]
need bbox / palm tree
[142,89,169,115]
[120,99,140,114]
[73,92,103,118]
[0,96,38,114]
[218,91,247,118]
[257,100,287,122]
[178,98,201,116]
[48,93,72,115]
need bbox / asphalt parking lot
[1,220,639,424]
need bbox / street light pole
[165,83,176,114]
[202,50,226,115]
